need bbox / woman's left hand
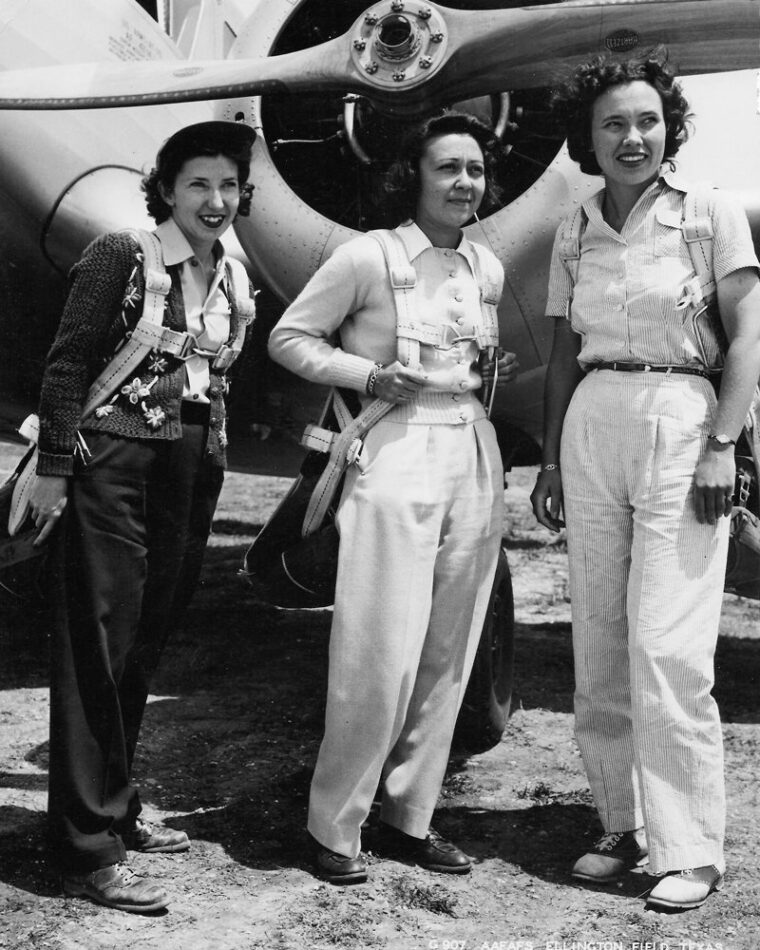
[693,448,736,525]
[481,349,519,386]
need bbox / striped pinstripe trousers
[560,370,728,875]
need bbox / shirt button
[458,413,467,422]
[449,271,456,278]
[456,317,465,326]
[444,249,453,257]
[192,393,200,400]
[454,294,463,302]
[190,258,199,267]
[452,394,461,402]
[459,381,468,390]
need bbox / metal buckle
[433,328,479,351]
[175,332,199,361]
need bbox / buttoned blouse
[545,172,760,370]
[268,222,504,423]
[155,218,230,404]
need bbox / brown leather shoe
[572,829,648,883]
[313,845,368,885]
[646,865,724,910]
[376,823,471,874]
[62,863,169,913]
[123,818,190,854]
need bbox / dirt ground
[1,440,759,950]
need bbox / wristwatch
[707,433,736,447]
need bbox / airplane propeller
[0,0,755,115]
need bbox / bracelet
[542,463,559,472]
[366,362,383,396]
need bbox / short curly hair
[142,126,254,223]
[384,111,503,221]
[551,46,691,176]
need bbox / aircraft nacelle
[0,0,758,471]
[218,0,760,462]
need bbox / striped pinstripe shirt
[545,171,759,370]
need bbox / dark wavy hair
[385,111,503,221]
[142,139,254,223]
[551,46,691,176]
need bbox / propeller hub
[376,15,419,62]
[350,0,447,91]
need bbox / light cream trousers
[307,414,503,858]
[561,370,728,875]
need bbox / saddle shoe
[123,818,190,854]
[376,822,472,874]
[62,862,169,914]
[572,828,648,883]
[646,865,724,911]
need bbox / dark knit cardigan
[37,230,253,476]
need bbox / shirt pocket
[653,208,685,258]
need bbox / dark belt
[180,400,211,425]
[592,362,713,380]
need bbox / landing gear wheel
[453,546,515,755]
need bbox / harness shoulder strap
[210,256,256,372]
[557,206,586,289]
[681,184,716,303]
[80,229,172,420]
[468,239,502,354]
[367,229,420,367]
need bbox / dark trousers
[46,423,223,873]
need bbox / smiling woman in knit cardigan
[28,121,256,915]
[269,111,518,886]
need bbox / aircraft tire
[452,546,515,756]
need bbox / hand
[693,447,736,525]
[530,468,565,532]
[373,361,428,405]
[29,475,68,545]
[482,349,519,386]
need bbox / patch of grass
[387,877,459,918]
[516,780,555,802]
[274,890,387,949]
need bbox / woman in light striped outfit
[531,49,760,911]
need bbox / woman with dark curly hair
[531,50,760,910]
[269,111,517,885]
[29,121,256,914]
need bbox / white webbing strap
[557,207,585,319]
[211,257,256,372]
[300,227,505,534]
[368,229,421,367]
[681,185,716,305]
[300,392,393,535]
[81,229,171,420]
[468,238,501,354]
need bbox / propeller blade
[0,0,754,112]
[425,0,760,108]
[0,37,368,110]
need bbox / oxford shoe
[62,862,169,914]
[123,818,190,854]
